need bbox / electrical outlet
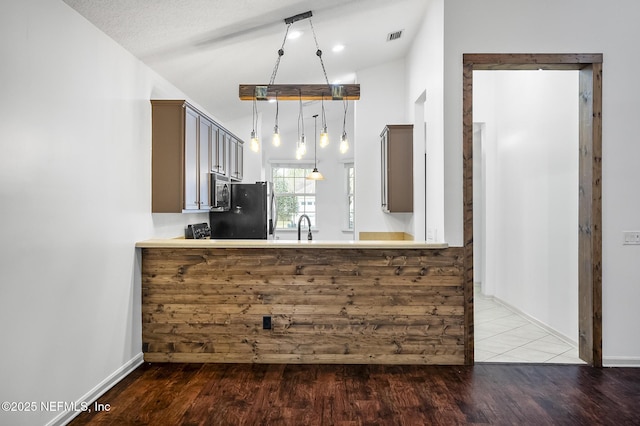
[262,316,272,330]
[623,231,640,245]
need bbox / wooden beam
[463,53,603,70]
[462,61,474,366]
[578,63,603,367]
[239,84,360,101]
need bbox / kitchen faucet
[297,214,312,241]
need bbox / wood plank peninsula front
[136,239,466,365]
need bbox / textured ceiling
[63,0,428,125]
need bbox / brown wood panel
[239,83,360,100]
[143,320,464,337]
[464,53,603,70]
[151,100,185,213]
[462,61,475,365]
[591,62,603,367]
[578,63,603,367]
[359,231,414,240]
[141,247,465,364]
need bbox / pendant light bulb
[299,135,306,156]
[250,130,260,153]
[319,126,329,148]
[339,131,349,154]
[272,125,281,147]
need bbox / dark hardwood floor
[70,363,640,425]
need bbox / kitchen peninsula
[136,239,467,365]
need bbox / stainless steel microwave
[210,174,231,212]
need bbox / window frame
[344,161,355,231]
[270,162,318,231]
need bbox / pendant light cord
[342,97,348,133]
[274,92,279,126]
[297,91,304,142]
[321,96,327,128]
[269,23,291,85]
[314,114,318,167]
[309,18,330,86]
[269,16,330,86]
[253,97,258,132]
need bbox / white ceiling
[63,0,428,124]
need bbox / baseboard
[603,357,640,367]
[46,352,144,426]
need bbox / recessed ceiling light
[287,30,303,40]
[332,44,345,53]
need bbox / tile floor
[474,291,585,364]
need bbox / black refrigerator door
[210,183,268,239]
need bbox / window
[345,163,355,230]
[272,165,316,229]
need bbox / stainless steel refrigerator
[209,181,275,239]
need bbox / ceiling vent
[387,30,403,42]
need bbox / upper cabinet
[381,124,413,213]
[228,135,244,182]
[211,125,227,176]
[151,100,244,213]
[216,131,243,182]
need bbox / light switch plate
[623,231,640,245]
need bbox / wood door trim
[462,53,603,367]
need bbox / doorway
[462,54,603,366]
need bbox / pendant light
[307,114,325,180]
[239,10,360,159]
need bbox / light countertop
[135,238,449,249]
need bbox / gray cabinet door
[184,107,199,210]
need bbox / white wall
[406,0,445,242]
[443,0,640,364]
[354,59,412,237]
[0,1,231,424]
[474,70,579,342]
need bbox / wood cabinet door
[381,128,389,212]
[381,125,413,213]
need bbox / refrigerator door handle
[269,191,277,237]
